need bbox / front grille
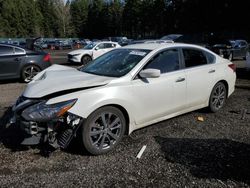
[68,54,73,59]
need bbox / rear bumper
[39,61,52,70]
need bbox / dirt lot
[0,53,250,187]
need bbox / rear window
[14,48,25,54]
[183,48,208,68]
[0,46,14,55]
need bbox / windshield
[84,43,96,50]
[80,48,151,77]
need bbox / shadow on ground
[236,68,250,80]
[155,136,250,185]
[0,107,29,151]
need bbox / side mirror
[139,68,161,78]
[95,47,99,50]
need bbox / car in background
[131,39,173,45]
[160,34,183,42]
[206,39,233,60]
[229,40,249,60]
[0,43,51,82]
[110,36,130,46]
[68,41,120,65]
[161,34,248,61]
[55,40,73,50]
[12,43,236,155]
[47,40,57,50]
[79,39,91,46]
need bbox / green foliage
[0,0,249,39]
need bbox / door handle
[176,77,185,82]
[208,69,216,73]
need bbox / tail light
[228,63,236,72]
[43,54,51,62]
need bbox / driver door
[131,48,187,125]
[93,43,108,59]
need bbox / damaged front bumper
[10,96,84,149]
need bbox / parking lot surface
[0,52,250,187]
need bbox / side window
[204,51,216,64]
[0,46,14,55]
[104,43,116,48]
[14,48,25,54]
[96,43,105,49]
[240,41,247,47]
[144,49,180,74]
[183,48,208,68]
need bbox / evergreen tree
[70,0,89,37]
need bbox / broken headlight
[21,99,77,122]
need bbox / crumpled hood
[23,65,114,98]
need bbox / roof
[123,42,207,51]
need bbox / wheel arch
[216,80,229,98]
[81,54,92,61]
[20,63,42,78]
[93,104,131,135]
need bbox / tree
[87,0,105,38]
[122,0,142,38]
[70,0,89,37]
[52,0,73,37]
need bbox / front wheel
[208,82,227,113]
[21,65,41,83]
[82,106,126,155]
[81,55,92,66]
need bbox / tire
[81,106,126,155]
[21,65,41,83]
[228,52,233,61]
[208,82,227,113]
[81,55,92,66]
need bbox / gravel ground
[0,56,250,187]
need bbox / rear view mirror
[139,69,161,78]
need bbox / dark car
[47,40,56,50]
[55,41,73,50]
[205,39,233,60]
[162,34,246,61]
[0,43,51,82]
[160,34,183,41]
[229,40,249,60]
[110,37,129,46]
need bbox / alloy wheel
[81,56,91,66]
[23,66,40,82]
[210,83,226,111]
[89,112,122,150]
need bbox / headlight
[72,53,81,56]
[21,99,77,122]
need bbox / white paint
[136,145,147,159]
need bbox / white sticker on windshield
[129,51,147,56]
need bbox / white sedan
[68,41,120,65]
[12,43,236,155]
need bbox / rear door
[182,48,216,107]
[0,45,26,79]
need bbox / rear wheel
[208,82,227,112]
[82,106,126,155]
[21,65,41,83]
[81,55,92,66]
